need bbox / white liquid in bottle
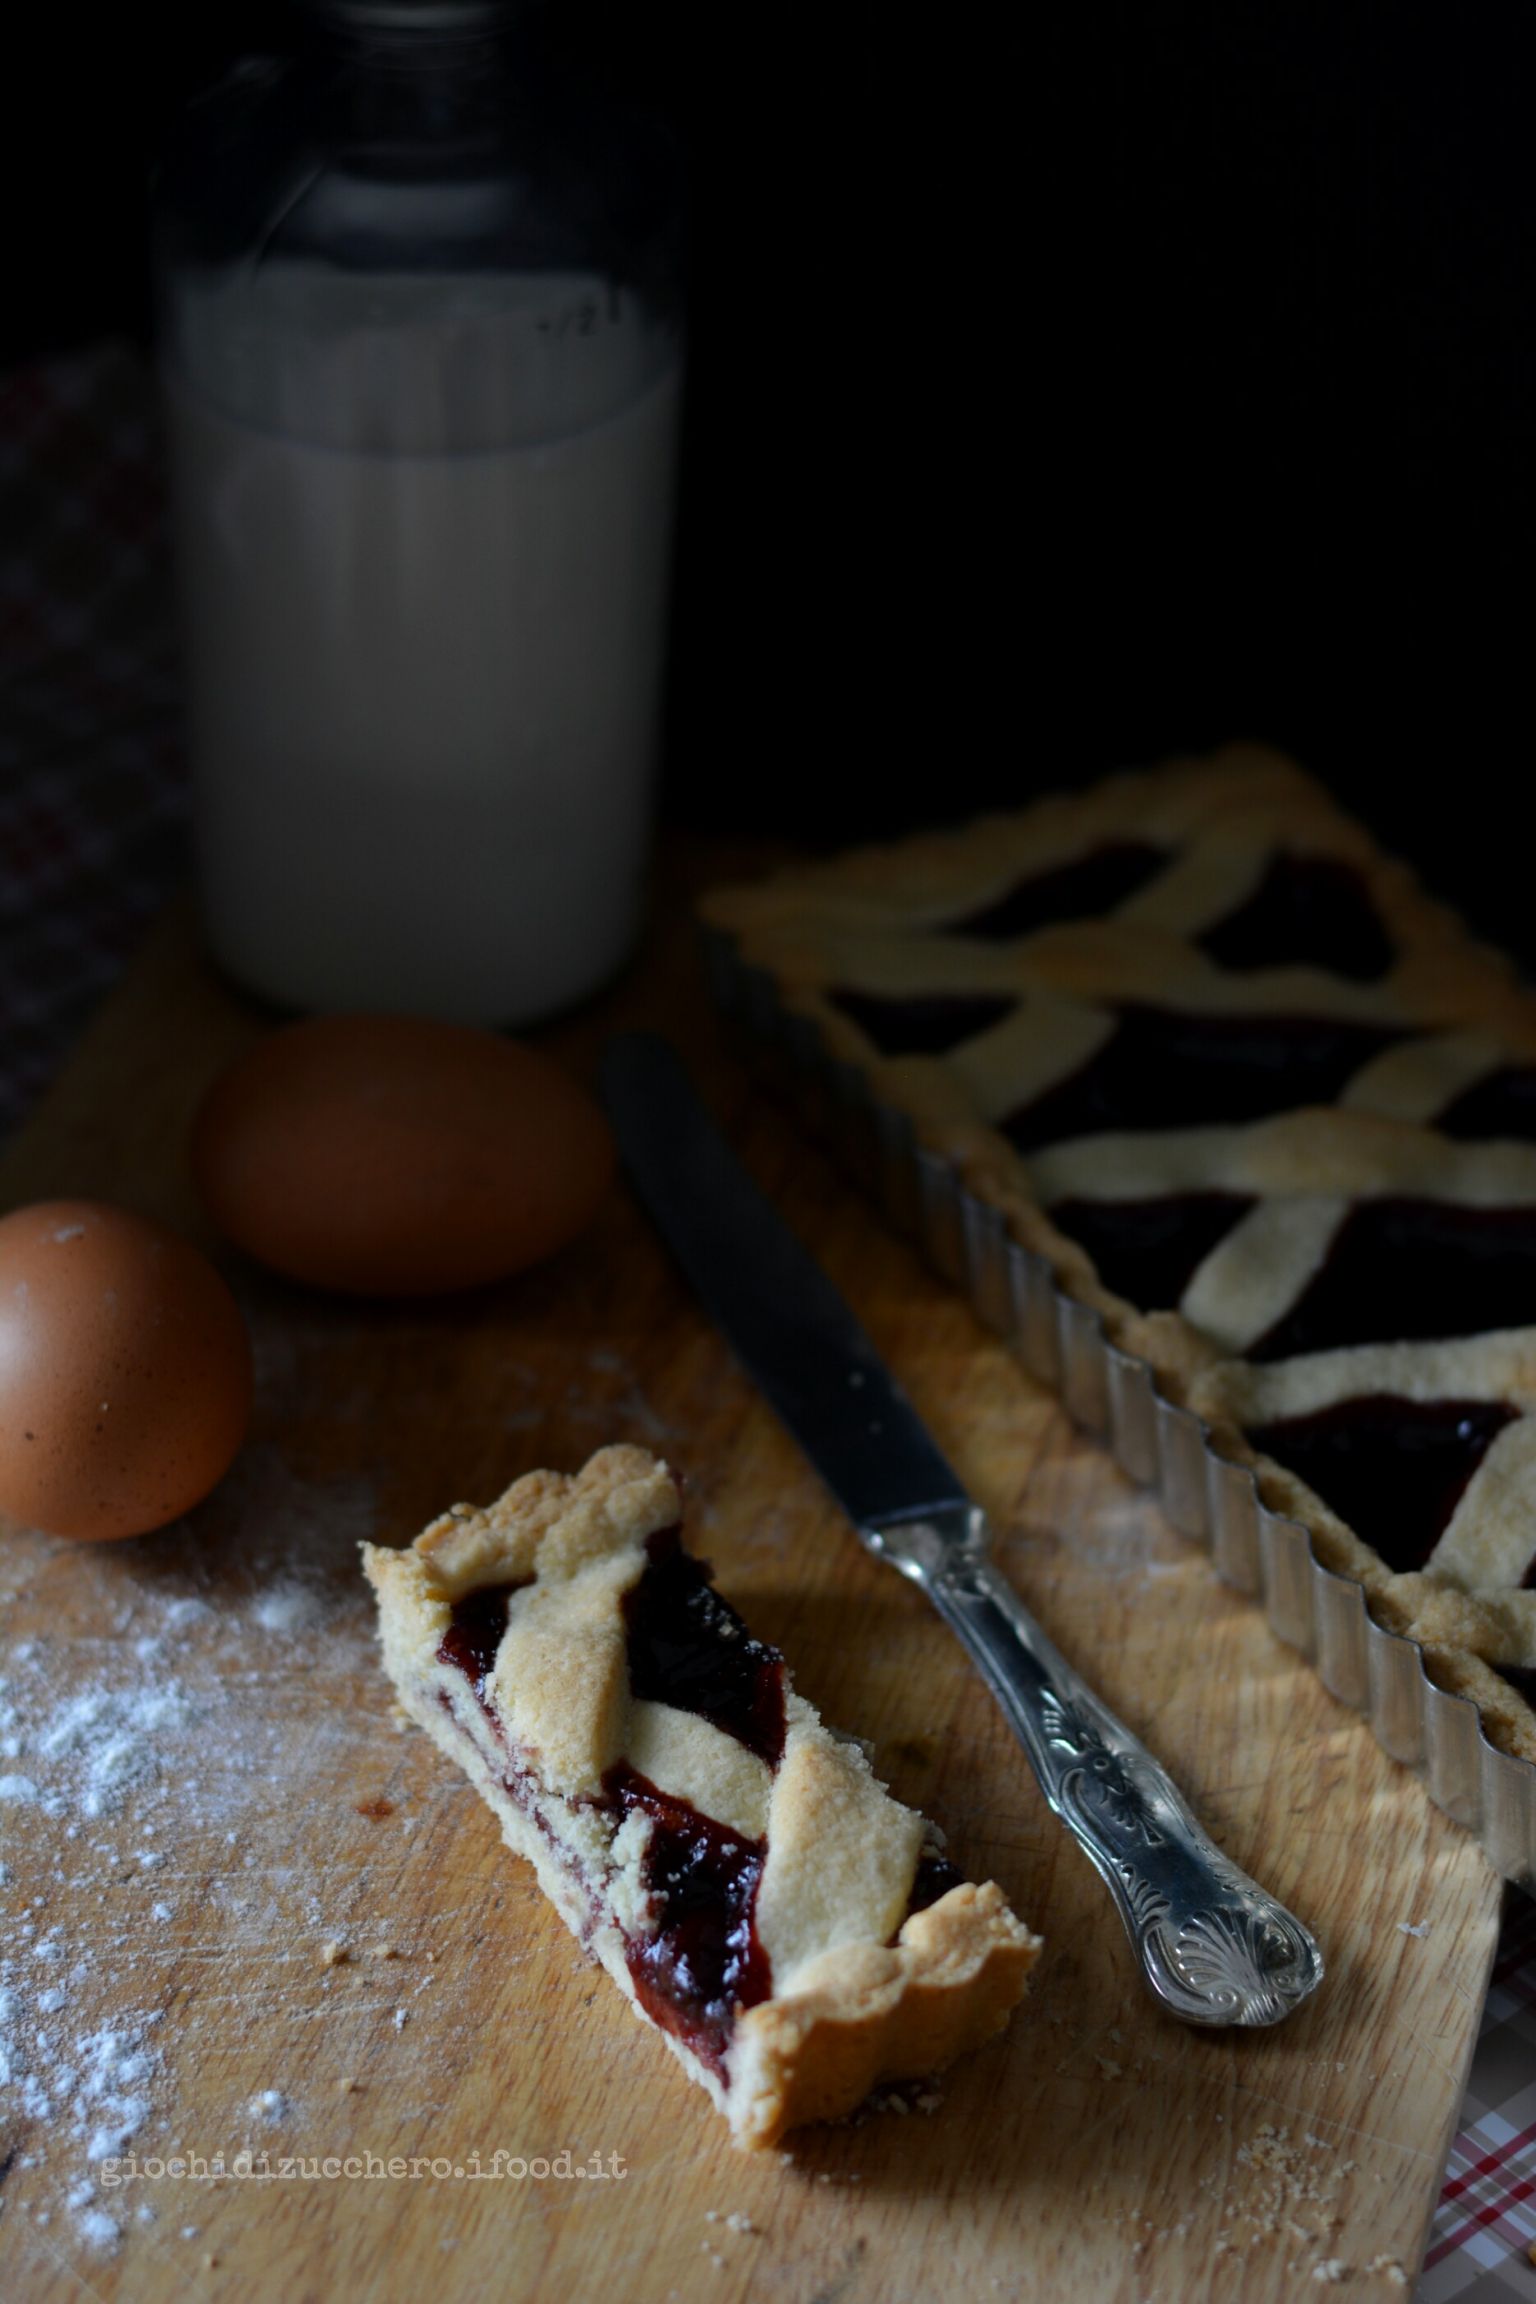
[166,268,681,1022]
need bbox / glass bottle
[154,0,684,1022]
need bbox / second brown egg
[191,1015,615,1296]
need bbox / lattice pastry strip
[1019,1112,1536,1363]
[363,1446,1040,2147]
[1190,1338,1536,1737]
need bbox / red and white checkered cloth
[2,339,1533,2300]
[0,342,188,1135]
[1421,1894,1536,2299]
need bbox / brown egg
[190,1015,615,1296]
[0,1199,253,1542]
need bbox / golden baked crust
[702,745,1536,1768]
[1189,1336,1536,1762]
[362,1445,1040,2147]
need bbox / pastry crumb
[1311,2261,1348,2283]
[319,1938,350,1968]
[1397,1920,1431,1938]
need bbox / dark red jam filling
[1002,1004,1407,1153]
[1251,1199,1536,1362]
[828,987,1017,1057]
[1436,1067,1536,1146]
[1248,1395,1518,1575]
[906,1850,965,1914]
[1197,853,1397,982]
[624,1528,786,1768]
[942,840,1168,942]
[437,1582,527,1711]
[1048,1190,1256,1311]
[439,1548,976,2073]
[604,1764,770,2075]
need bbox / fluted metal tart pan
[706,928,1536,1887]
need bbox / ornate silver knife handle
[865,1505,1324,2026]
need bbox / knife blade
[600,1030,1323,2027]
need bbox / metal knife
[599,1031,1323,2027]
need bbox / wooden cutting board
[0,850,1502,2302]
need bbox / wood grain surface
[0,854,1503,2302]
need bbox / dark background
[4,4,1533,946]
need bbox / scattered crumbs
[135,2201,156,2225]
[393,2007,409,2030]
[151,1902,174,1923]
[1365,2257,1408,2287]
[1194,2120,1356,2261]
[368,1942,401,1962]
[338,2077,359,2095]
[182,2227,200,2242]
[250,2090,290,2124]
[725,2212,758,2235]
[1311,2262,1348,2284]
[1398,1920,1431,1939]
[319,1939,351,1968]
